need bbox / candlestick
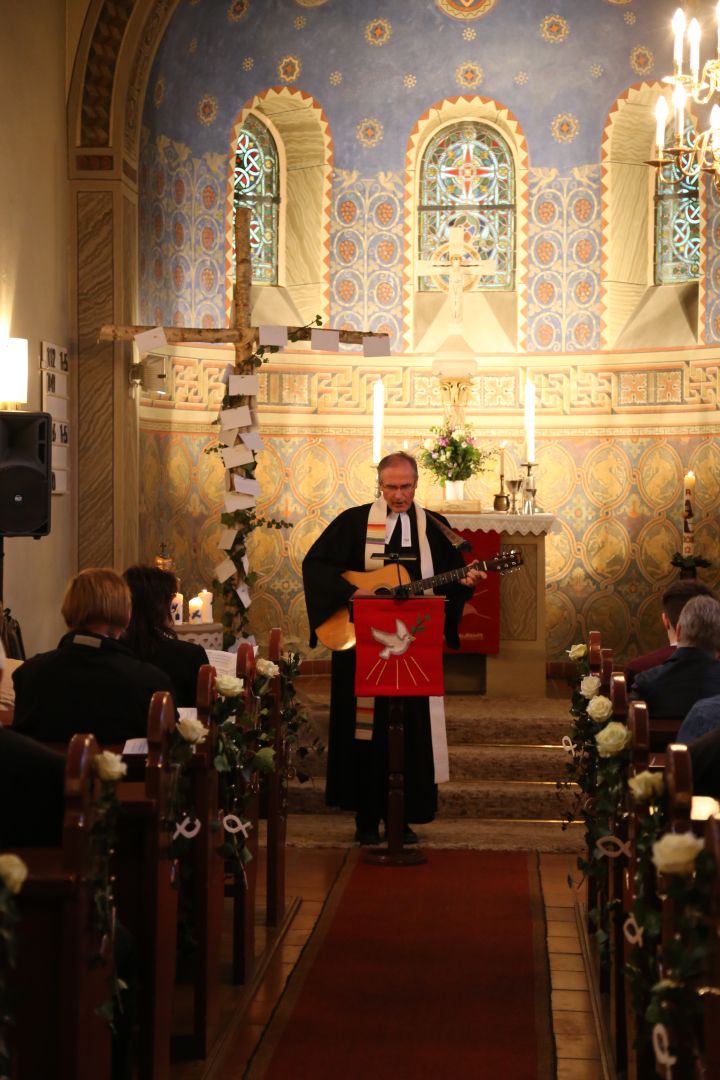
[372,379,384,465]
[188,597,203,622]
[673,82,686,142]
[198,588,213,623]
[170,592,184,625]
[524,379,536,463]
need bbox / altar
[445,511,556,698]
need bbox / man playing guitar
[302,451,485,847]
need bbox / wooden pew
[232,643,260,985]
[703,816,720,1076]
[264,627,287,927]
[114,690,178,1080]
[180,664,224,1059]
[621,700,655,1080]
[588,630,602,675]
[600,647,614,696]
[9,733,113,1080]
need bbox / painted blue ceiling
[143,0,683,170]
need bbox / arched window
[418,121,515,292]
[654,122,700,285]
[232,113,279,285]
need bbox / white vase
[444,480,465,501]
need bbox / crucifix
[417,225,497,329]
[99,208,388,368]
[98,208,390,637]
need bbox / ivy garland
[208,319,322,649]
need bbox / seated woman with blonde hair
[122,565,208,708]
[12,567,174,744]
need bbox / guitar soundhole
[375,587,392,596]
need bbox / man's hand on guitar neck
[458,565,486,589]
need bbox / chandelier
[651,6,720,193]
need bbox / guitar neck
[397,560,488,596]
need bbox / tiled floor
[173,847,603,1079]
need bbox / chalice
[506,478,523,514]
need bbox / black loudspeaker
[0,412,52,537]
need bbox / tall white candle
[717,0,720,56]
[524,379,536,463]
[655,96,668,157]
[372,379,384,465]
[689,18,701,80]
[188,597,202,622]
[673,7,686,71]
[499,440,507,477]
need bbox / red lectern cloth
[451,529,501,656]
[353,597,445,698]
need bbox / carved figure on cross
[417,226,497,328]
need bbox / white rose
[586,695,613,722]
[0,854,28,895]
[567,643,587,661]
[94,751,127,782]
[580,675,601,699]
[215,674,244,697]
[451,428,463,439]
[595,721,631,757]
[256,659,280,679]
[629,770,665,803]
[423,438,434,451]
[177,716,208,745]
[652,832,704,876]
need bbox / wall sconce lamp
[0,337,29,405]
[129,353,169,397]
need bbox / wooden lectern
[352,594,446,867]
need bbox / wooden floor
[171,846,601,1080]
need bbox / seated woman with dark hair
[12,568,174,744]
[122,565,209,708]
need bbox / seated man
[677,691,720,744]
[629,595,720,719]
[12,567,175,744]
[624,579,715,692]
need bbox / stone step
[288,776,577,822]
[294,740,569,782]
[283,813,585,854]
[445,713,570,745]
[448,743,568,781]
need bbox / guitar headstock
[494,548,523,575]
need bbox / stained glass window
[654,122,700,285]
[418,121,514,291]
[232,114,279,285]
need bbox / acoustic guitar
[315,549,524,651]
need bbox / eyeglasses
[380,483,416,494]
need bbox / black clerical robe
[302,502,471,824]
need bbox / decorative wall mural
[133,0,720,663]
[436,0,497,19]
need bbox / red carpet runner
[248,850,554,1079]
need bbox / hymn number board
[40,341,70,495]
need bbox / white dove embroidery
[370,619,415,659]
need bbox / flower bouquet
[417,422,493,498]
